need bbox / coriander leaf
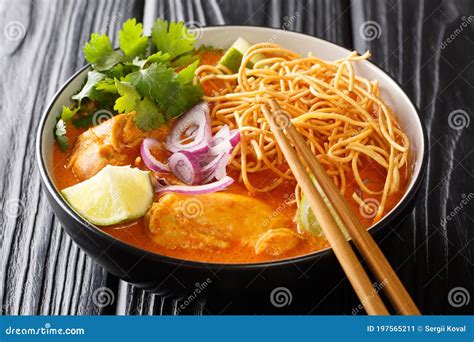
[107,63,127,79]
[134,96,165,131]
[95,93,117,110]
[96,78,119,94]
[71,71,106,104]
[84,33,112,63]
[72,115,94,128]
[84,33,123,71]
[56,135,69,151]
[128,63,178,104]
[119,18,148,58]
[114,80,141,113]
[170,53,199,68]
[151,19,196,59]
[176,59,199,85]
[146,51,171,65]
[181,84,204,106]
[128,61,203,121]
[164,83,203,119]
[130,57,147,69]
[60,105,79,121]
[54,119,69,151]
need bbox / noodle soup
[50,20,412,264]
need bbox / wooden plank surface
[1,0,472,315]
[351,0,474,314]
[0,0,144,315]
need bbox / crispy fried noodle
[195,43,409,221]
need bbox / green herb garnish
[56,18,204,150]
[71,71,106,104]
[84,33,123,71]
[151,20,197,59]
[118,18,148,59]
[54,119,69,151]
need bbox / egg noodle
[194,43,409,221]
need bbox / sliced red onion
[201,152,229,176]
[201,153,231,184]
[184,125,198,138]
[229,129,241,147]
[154,176,171,187]
[199,127,240,182]
[209,140,233,155]
[156,176,234,195]
[214,154,231,180]
[166,102,211,154]
[211,125,231,146]
[168,151,202,185]
[201,154,224,175]
[199,153,217,167]
[208,128,240,155]
[210,126,240,147]
[140,138,170,172]
[147,109,241,189]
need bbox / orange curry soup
[52,51,410,263]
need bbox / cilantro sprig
[55,18,205,149]
[54,119,69,151]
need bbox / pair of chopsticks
[261,99,420,315]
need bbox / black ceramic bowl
[36,26,427,308]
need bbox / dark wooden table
[1,0,473,315]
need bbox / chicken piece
[254,228,301,256]
[146,192,291,251]
[68,113,169,181]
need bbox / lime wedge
[220,37,265,72]
[61,165,154,226]
[298,180,350,240]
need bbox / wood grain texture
[351,0,474,314]
[1,0,472,316]
[0,0,144,315]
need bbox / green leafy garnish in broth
[55,18,204,150]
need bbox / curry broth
[53,139,408,264]
[52,50,410,264]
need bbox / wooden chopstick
[266,99,420,315]
[261,104,389,315]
